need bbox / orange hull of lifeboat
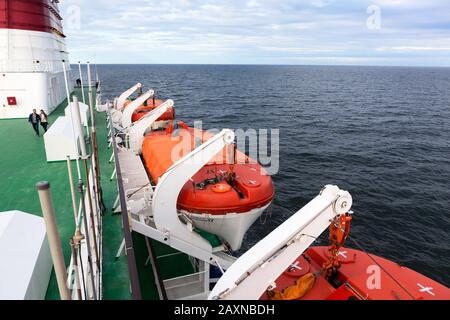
[124,99,175,123]
[141,125,274,250]
[260,246,450,300]
[142,127,274,215]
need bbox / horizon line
[69,62,450,68]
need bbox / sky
[60,0,450,66]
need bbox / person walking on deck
[40,110,49,132]
[28,109,41,136]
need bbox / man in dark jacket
[28,109,41,136]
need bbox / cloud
[311,0,334,8]
[59,0,450,66]
[377,46,450,52]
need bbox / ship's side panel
[0,0,71,119]
[0,28,69,73]
[0,70,69,119]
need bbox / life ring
[212,183,231,193]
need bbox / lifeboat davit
[123,98,175,123]
[141,122,274,250]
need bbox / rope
[345,235,416,300]
[275,202,297,215]
[126,182,151,199]
[260,201,273,225]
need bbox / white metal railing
[65,164,103,300]
[163,271,208,300]
[37,65,104,301]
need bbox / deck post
[82,159,100,268]
[62,60,71,107]
[109,151,115,163]
[36,181,72,300]
[72,96,88,158]
[87,62,105,215]
[70,238,83,300]
[66,156,79,226]
[77,179,98,300]
[87,62,96,129]
[78,62,86,104]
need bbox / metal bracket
[121,89,155,128]
[115,83,142,110]
[125,99,174,155]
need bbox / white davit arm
[115,83,142,110]
[152,129,235,253]
[126,99,174,155]
[208,185,352,300]
[121,89,155,128]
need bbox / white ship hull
[184,202,272,251]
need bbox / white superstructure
[0,0,72,119]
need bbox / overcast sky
[60,0,450,66]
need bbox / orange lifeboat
[123,98,175,123]
[261,246,450,300]
[141,122,274,249]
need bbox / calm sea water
[91,64,450,286]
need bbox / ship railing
[37,69,104,300]
[106,108,143,299]
[36,153,103,300]
[66,161,103,300]
[63,94,104,300]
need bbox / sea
[92,64,450,286]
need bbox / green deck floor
[0,87,198,300]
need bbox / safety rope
[345,235,416,300]
[126,182,151,199]
[260,201,273,224]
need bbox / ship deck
[0,87,194,299]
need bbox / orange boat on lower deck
[207,185,450,300]
[141,122,274,250]
[261,209,450,300]
[261,246,450,300]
